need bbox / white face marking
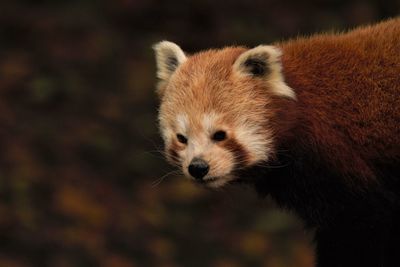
[202,112,218,134]
[205,174,235,188]
[234,117,273,163]
[176,114,189,135]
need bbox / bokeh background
[1,1,399,266]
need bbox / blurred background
[0,0,399,266]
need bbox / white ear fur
[153,41,187,81]
[233,45,296,100]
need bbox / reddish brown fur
[222,137,250,167]
[278,18,400,184]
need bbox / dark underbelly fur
[237,148,400,267]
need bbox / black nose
[188,158,209,180]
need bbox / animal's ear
[233,45,296,99]
[233,45,281,77]
[153,41,187,82]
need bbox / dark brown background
[1,1,399,266]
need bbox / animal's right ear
[153,41,187,83]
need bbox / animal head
[153,41,296,188]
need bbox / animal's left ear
[233,45,296,99]
[153,41,187,82]
[233,45,281,77]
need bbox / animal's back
[279,18,400,181]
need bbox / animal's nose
[188,158,209,180]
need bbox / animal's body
[153,18,400,267]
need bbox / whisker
[151,169,181,188]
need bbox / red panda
[153,18,400,267]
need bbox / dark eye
[212,130,227,141]
[176,134,188,144]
